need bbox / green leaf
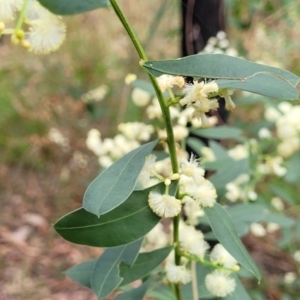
[209,140,231,160]
[83,139,158,216]
[204,203,261,281]
[143,54,300,86]
[91,239,143,299]
[54,184,167,247]
[115,280,151,300]
[65,259,96,288]
[190,126,245,142]
[296,215,300,240]
[227,204,266,236]
[215,72,299,100]
[263,213,295,228]
[143,53,299,85]
[186,137,206,157]
[270,183,295,205]
[37,0,110,15]
[209,158,249,189]
[120,246,172,286]
[65,247,171,299]
[285,150,300,183]
[130,79,156,96]
[142,54,299,100]
[203,159,233,171]
[278,227,293,248]
[147,286,175,300]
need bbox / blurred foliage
[226,0,300,73]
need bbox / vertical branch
[109,0,181,299]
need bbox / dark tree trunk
[181,0,228,140]
[181,0,226,56]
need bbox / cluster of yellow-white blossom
[86,73,235,169]
[163,75,236,126]
[128,72,235,129]
[142,222,169,252]
[202,31,238,57]
[252,102,300,178]
[205,243,239,297]
[0,0,66,54]
[265,102,300,158]
[225,173,257,203]
[165,227,238,297]
[142,153,217,219]
[86,128,141,168]
[165,250,191,285]
[144,223,239,297]
[178,221,209,259]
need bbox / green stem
[109,0,147,60]
[109,1,181,299]
[182,252,238,272]
[174,284,183,300]
[15,0,29,31]
[191,261,199,300]
[109,0,179,174]
[148,76,179,173]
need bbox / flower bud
[125,73,137,85]
[232,265,240,272]
[170,173,180,180]
[15,29,24,40]
[21,40,31,50]
[11,34,19,45]
[164,178,171,186]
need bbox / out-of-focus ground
[0,1,299,299]
[0,2,179,299]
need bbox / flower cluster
[225,173,257,202]
[142,222,169,252]
[257,156,287,177]
[165,261,191,284]
[227,143,249,161]
[179,222,209,259]
[166,233,239,298]
[202,31,238,57]
[156,74,185,92]
[250,222,280,237]
[0,0,66,54]
[48,127,69,150]
[180,80,219,127]
[138,152,217,219]
[148,190,182,218]
[205,270,236,297]
[274,102,300,158]
[118,122,154,142]
[146,74,236,128]
[86,128,140,168]
[204,243,238,297]
[210,244,238,269]
[179,155,217,209]
[81,85,109,104]
[165,250,192,284]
